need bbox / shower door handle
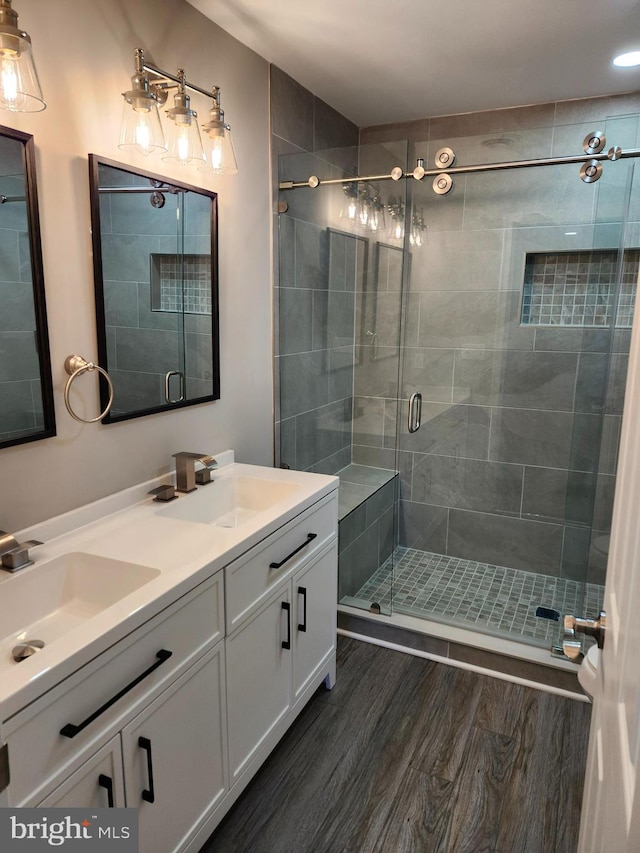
[562,611,606,661]
[165,371,185,404]
[408,392,422,434]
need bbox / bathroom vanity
[0,452,338,853]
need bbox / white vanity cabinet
[1,478,339,853]
[3,572,227,853]
[120,645,227,853]
[35,646,227,853]
[39,737,126,809]
[225,493,338,788]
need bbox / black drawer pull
[98,773,114,808]
[138,736,156,803]
[269,533,317,569]
[282,601,291,650]
[60,650,173,738]
[298,586,307,632]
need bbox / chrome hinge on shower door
[408,392,422,433]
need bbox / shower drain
[12,639,45,662]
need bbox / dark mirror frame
[88,155,220,423]
[0,125,55,450]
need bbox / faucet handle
[195,468,214,486]
[1,539,43,572]
[148,485,177,503]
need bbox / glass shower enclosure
[276,111,640,656]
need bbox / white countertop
[0,452,338,720]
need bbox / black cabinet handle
[98,774,114,808]
[138,737,156,804]
[298,586,307,632]
[269,533,317,569]
[60,650,173,738]
[282,601,291,650]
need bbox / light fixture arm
[142,59,220,101]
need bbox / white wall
[0,0,273,530]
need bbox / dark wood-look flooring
[201,637,591,853]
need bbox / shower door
[276,142,408,616]
[394,111,639,648]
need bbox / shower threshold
[342,547,604,651]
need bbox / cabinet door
[121,644,227,853]
[293,542,337,705]
[226,585,292,786]
[38,736,125,809]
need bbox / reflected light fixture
[340,182,387,233]
[0,0,44,112]
[200,87,238,174]
[340,183,358,221]
[120,48,237,174]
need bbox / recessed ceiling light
[613,51,640,67]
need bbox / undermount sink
[0,553,160,655]
[159,475,302,527]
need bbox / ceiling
[187,0,640,127]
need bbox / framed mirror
[0,125,55,449]
[88,155,219,423]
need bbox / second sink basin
[0,553,160,654]
[159,475,302,527]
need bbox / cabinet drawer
[4,571,223,807]
[225,492,337,633]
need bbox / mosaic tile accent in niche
[150,254,212,315]
[521,249,639,328]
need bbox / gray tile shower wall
[99,174,212,416]
[272,65,361,472]
[356,93,640,583]
[0,173,42,442]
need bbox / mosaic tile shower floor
[349,547,605,646]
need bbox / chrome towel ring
[64,354,114,423]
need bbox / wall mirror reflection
[0,125,55,449]
[88,155,219,423]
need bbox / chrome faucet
[172,452,218,493]
[0,530,43,572]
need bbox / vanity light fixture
[119,48,237,174]
[119,48,167,155]
[199,87,238,174]
[162,69,204,166]
[0,0,45,112]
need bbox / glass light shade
[162,113,205,166]
[118,99,166,156]
[199,126,238,174]
[0,35,44,112]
